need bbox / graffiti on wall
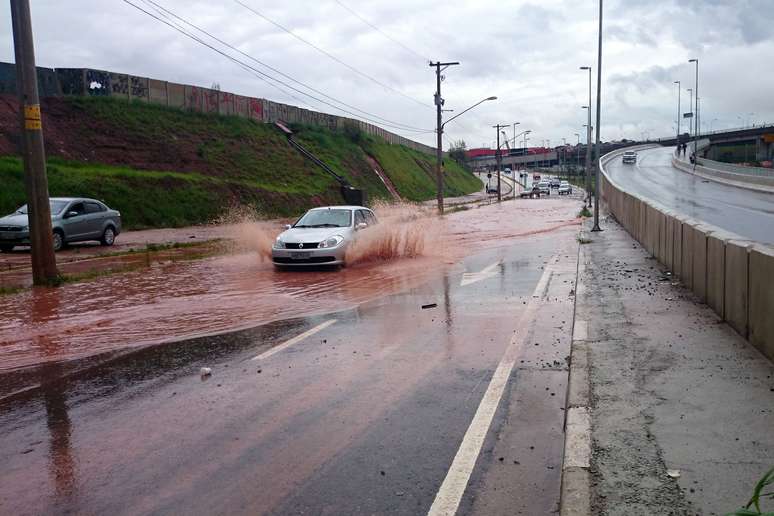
[0,61,435,155]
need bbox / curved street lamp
[436,96,497,213]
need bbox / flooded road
[0,198,581,374]
[0,192,581,514]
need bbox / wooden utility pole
[10,0,57,284]
[430,60,459,214]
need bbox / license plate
[290,252,311,259]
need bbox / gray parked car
[0,197,122,252]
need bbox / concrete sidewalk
[563,216,774,515]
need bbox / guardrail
[696,158,774,178]
[599,146,774,362]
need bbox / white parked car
[272,206,376,268]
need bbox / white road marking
[428,260,555,516]
[563,407,591,469]
[251,319,337,361]
[460,261,501,287]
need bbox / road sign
[683,112,694,118]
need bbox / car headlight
[272,237,285,250]
[21,225,29,231]
[318,235,344,248]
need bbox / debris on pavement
[421,303,437,309]
[200,367,212,377]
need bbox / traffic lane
[0,227,576,515]
[605,146,774,245]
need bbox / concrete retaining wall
[601,146,774,362]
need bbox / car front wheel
[100,227,116,246]
[52,231,64,252]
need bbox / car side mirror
[284,224,292,230]
[65,211,79,218]
[356,222,367,230]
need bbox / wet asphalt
[0,225,579,515]
[605,146,774,245]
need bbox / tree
[448,139,468,165]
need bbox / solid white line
[427,260,555,516]
[251,319,337,361]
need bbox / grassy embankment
[0,97,480,229]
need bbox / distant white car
[558,181,572,195]
[622,151,637,164]
[537,181,551,195]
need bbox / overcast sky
[2,0,772,150]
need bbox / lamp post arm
[441,97,496,129]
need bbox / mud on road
[0,198,582,376]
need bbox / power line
[138,0,430,132]
[120,0,432,136]
[332,0,430,63]
[232,0,432,110]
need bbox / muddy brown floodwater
[0,199,581,372]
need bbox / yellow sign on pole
[23,103,42,131]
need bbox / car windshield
[294,209,352,228]
[16,200,69,215]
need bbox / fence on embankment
[599,146,774,362]
[0,61,435,155]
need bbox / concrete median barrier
[673,216,683,279]
[706,231,733,319]
[681,222,695,289]
[656,209,667,264]
[663,212,675,272]
[723,240,753,339]
[692,225,711,303]
[749,246,774,360]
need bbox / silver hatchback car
[272,205,376,267]
[0,197,122,252]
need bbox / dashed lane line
[251,319,337,361]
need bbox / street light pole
[574,132,580,173]
[674,80,681,145]
[10,0,58,284]
[493,123,508,202]
[591,0,603,232]
[430,60,460,214]
[689,58,699,171]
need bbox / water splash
[345,202,440,264]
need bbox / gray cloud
[0,0,772,148]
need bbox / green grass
[726,466,774,516]
[0,96,481,228]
